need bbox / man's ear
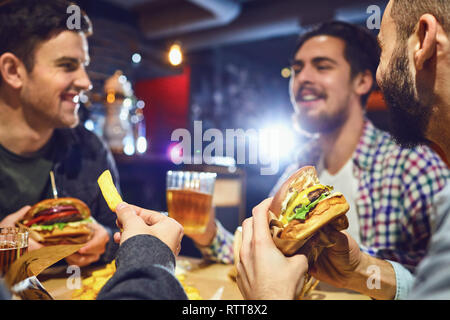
[353,69,374,98]
[0,53,25,89]
[414,14,438,70]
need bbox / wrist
[348,253,397,300]
[190,219,217,247]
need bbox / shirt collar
[352,119,382,171]
[294,119,383,171]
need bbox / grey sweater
[408,184,450,299]
[97,234,188,300]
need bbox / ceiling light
[132,53,142,64]
[168,43,183,66]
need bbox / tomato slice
[25,210,79,227]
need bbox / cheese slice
[279,184,335,226]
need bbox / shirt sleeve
[195,220,234,264]
[386,260,415,300]
[383,148,450,268]
[97,234,188,300]
[408,185,450,300]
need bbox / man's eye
[60,63,77,71]
[291,66,303,74]
[317,65,331,70]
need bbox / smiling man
[237,1,450,300]
[0,0,119,267]
[308,0,450,300]
[193,22,449,283]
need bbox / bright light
[118,75,127,84]
[106,92,115,104]
[123,98,132,108]
[84,119,95,131]
[281,67,291,78]
[136,136,148,154]
[259,124,296,162]
[167,143,183,164]
[80,93,89,104]
[136,100,145,109]
[123,136,135,156]
[132,53,142,64]
[168,44,183,66]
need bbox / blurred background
[74,0,399,256]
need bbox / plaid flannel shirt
[197,120,450,271]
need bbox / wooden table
[38,257,370,300]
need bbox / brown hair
[391,0,450,41]
[0,0,92,78]
[292,21,380,107]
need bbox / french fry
[92,268,114,278]
[82,276,95,286]
[72,261,117,300]
[175,274,203,300]
[97,170,123,212]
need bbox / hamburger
[270,166,349,251]
[19,197,94,245]
[269,166,349,298]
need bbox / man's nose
[74,66,92,92]
[294,65,315,85]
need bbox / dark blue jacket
[0,125,120,263]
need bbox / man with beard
[190,21,449,282]
[237,0,450,300]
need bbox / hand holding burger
[237,198,308,300]
[18,197,111,267]
[19,197,94,245]
[236,166,351,300]
[268,166,350,298]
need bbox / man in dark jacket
[0,0,188,300]
[0,0,118,266]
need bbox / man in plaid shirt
[190,22,449,274]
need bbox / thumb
[13,205,31,220]
[327,230,352,254]
[115,202,138,228]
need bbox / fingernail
[116,202,127,211]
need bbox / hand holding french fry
[114,203,184,256]
[97,170,184,256]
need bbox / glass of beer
[166,171,217,234]
[0,227,28,277]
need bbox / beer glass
[0,227,28,277]
[166,171,217,234]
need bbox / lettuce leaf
[289,192,330,222]
[31,217,93,231]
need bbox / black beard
[379,46,432,148]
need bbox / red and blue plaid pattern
[352,121,449,269]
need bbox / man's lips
[296,89,326,107]
[296,88,325,100]
[61,93,80,105]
